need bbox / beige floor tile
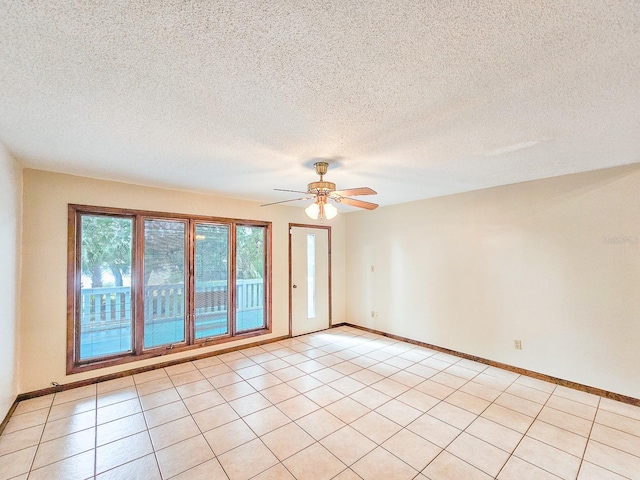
[165,362,197,376]
[429,401,477,430]
[27,449,94,480]
[183,390,226,414]
[95,453,161,480]
[176,379,214,399]
[321,425,377,465]
[317,354,345,367]
[97,398,142,424]
[13,395,54,416]
[143,400,190,428]
[192,355,223,369]
[296,408,346,440]
[481,404,534,434]
[0,445,37,479]
[272,366,306,382]
[381,428,440,471]
[349,387,391,410]
[590,422,640,457]
[281,353,311,365]
[406,414,461,448]
[251,463,295,480]
[217,381,257,401]
[97,386,139,409]
[0,423,44,456]
[246,373,284,391]
[473,373,512,391]
[332,361,365,375]
[193,403,240,432]
[325,397,370,423]
[446,432,510,477]
[229,392,272,416]
[225,357,257,371]
[149,415,200,450]
[135,377,174,397]
[97,412,147,446]
[494,392,543,417]
[329,377,367,396]
[351,411,402,444]
[459,381,502,402]
[276,395,320,420]
[261,422,315,460]
[430,372,467,389]
[349,369,385,386]
[156,434,215,479]
[48,397,95,423]
[497,455,559,480]
[2,408,49,434]
[218,438,279,480]
[584,439,640,478]
[260,358,290,372]
[375,398,421,426]
[261,383,300,404]
[310,367,344,384]
[244,406,292,436]
[219,350,249,362]
[383,356,414,370]
[513,375,556,394]
[443,364,479,380]
[369,378,409,398]
[40,410,95,442]
[283,443,346,480]
[464,417,523,453]
[367,362,400,378]
[304,385,344,407]
[203,418,256,455]
[423,451,492,480]
[170,458,229,480]
[286,375,323,394]
[456,359,488,372]
[504,383,551,405]
[578,461,628,480]
[526,419,587,457]
[554,386,600,407]
[32,426,95,469]
[133,369,168,385]
[52,385,96,406]
[199,363,232,378]
[596,408,640,437]
[599,397,640,421]
[210,372,245,389]
[395,389,439,412]
[138,388,180,411]
[236,364,269,380]
[96,431,152,474]
[352,446,417,480]
[413,379,455,400]
[514,436,581,480]
[538,406,593,437]
[388,370,424,388]
[547,395,597,421]
[445,390,490,415]
[405,363,439,379]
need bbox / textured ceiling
[1,1,639,208]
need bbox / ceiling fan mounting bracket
[314,162,329,178]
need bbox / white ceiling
[1,1,639,209]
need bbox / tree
[81,215,132,287]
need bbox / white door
[291,226,330,336]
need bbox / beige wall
[20,169,346,392]
[346,164,640,399]
[0,145,22,418]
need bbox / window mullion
[133,214,145,355]
[229,223,237,336]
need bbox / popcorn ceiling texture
[0,1,639,206]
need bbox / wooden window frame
[67,204,272,374]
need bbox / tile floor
[1,326,639,480]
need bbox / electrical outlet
[514,339,522,350]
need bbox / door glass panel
[307,233,316,319]
[236,225,266,332]
[194,223,229,339]
[143,219,186,348]
[79,215,133,360]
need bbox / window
[68,205,271,373]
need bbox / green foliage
[236,225,265,279]
[81,215,132,287]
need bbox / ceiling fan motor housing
[308,181,336,194]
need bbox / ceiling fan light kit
[262,162,379,221]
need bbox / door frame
[288,223,332,337]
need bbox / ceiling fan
[261,162,378,220]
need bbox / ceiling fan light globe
[305,202,320,219]
[324,202,338,219]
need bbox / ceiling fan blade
[261,197,310,207]
[339,197,379,210]
[332,187,377,197]
[274,188,309,194]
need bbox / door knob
[292,285,297,288]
